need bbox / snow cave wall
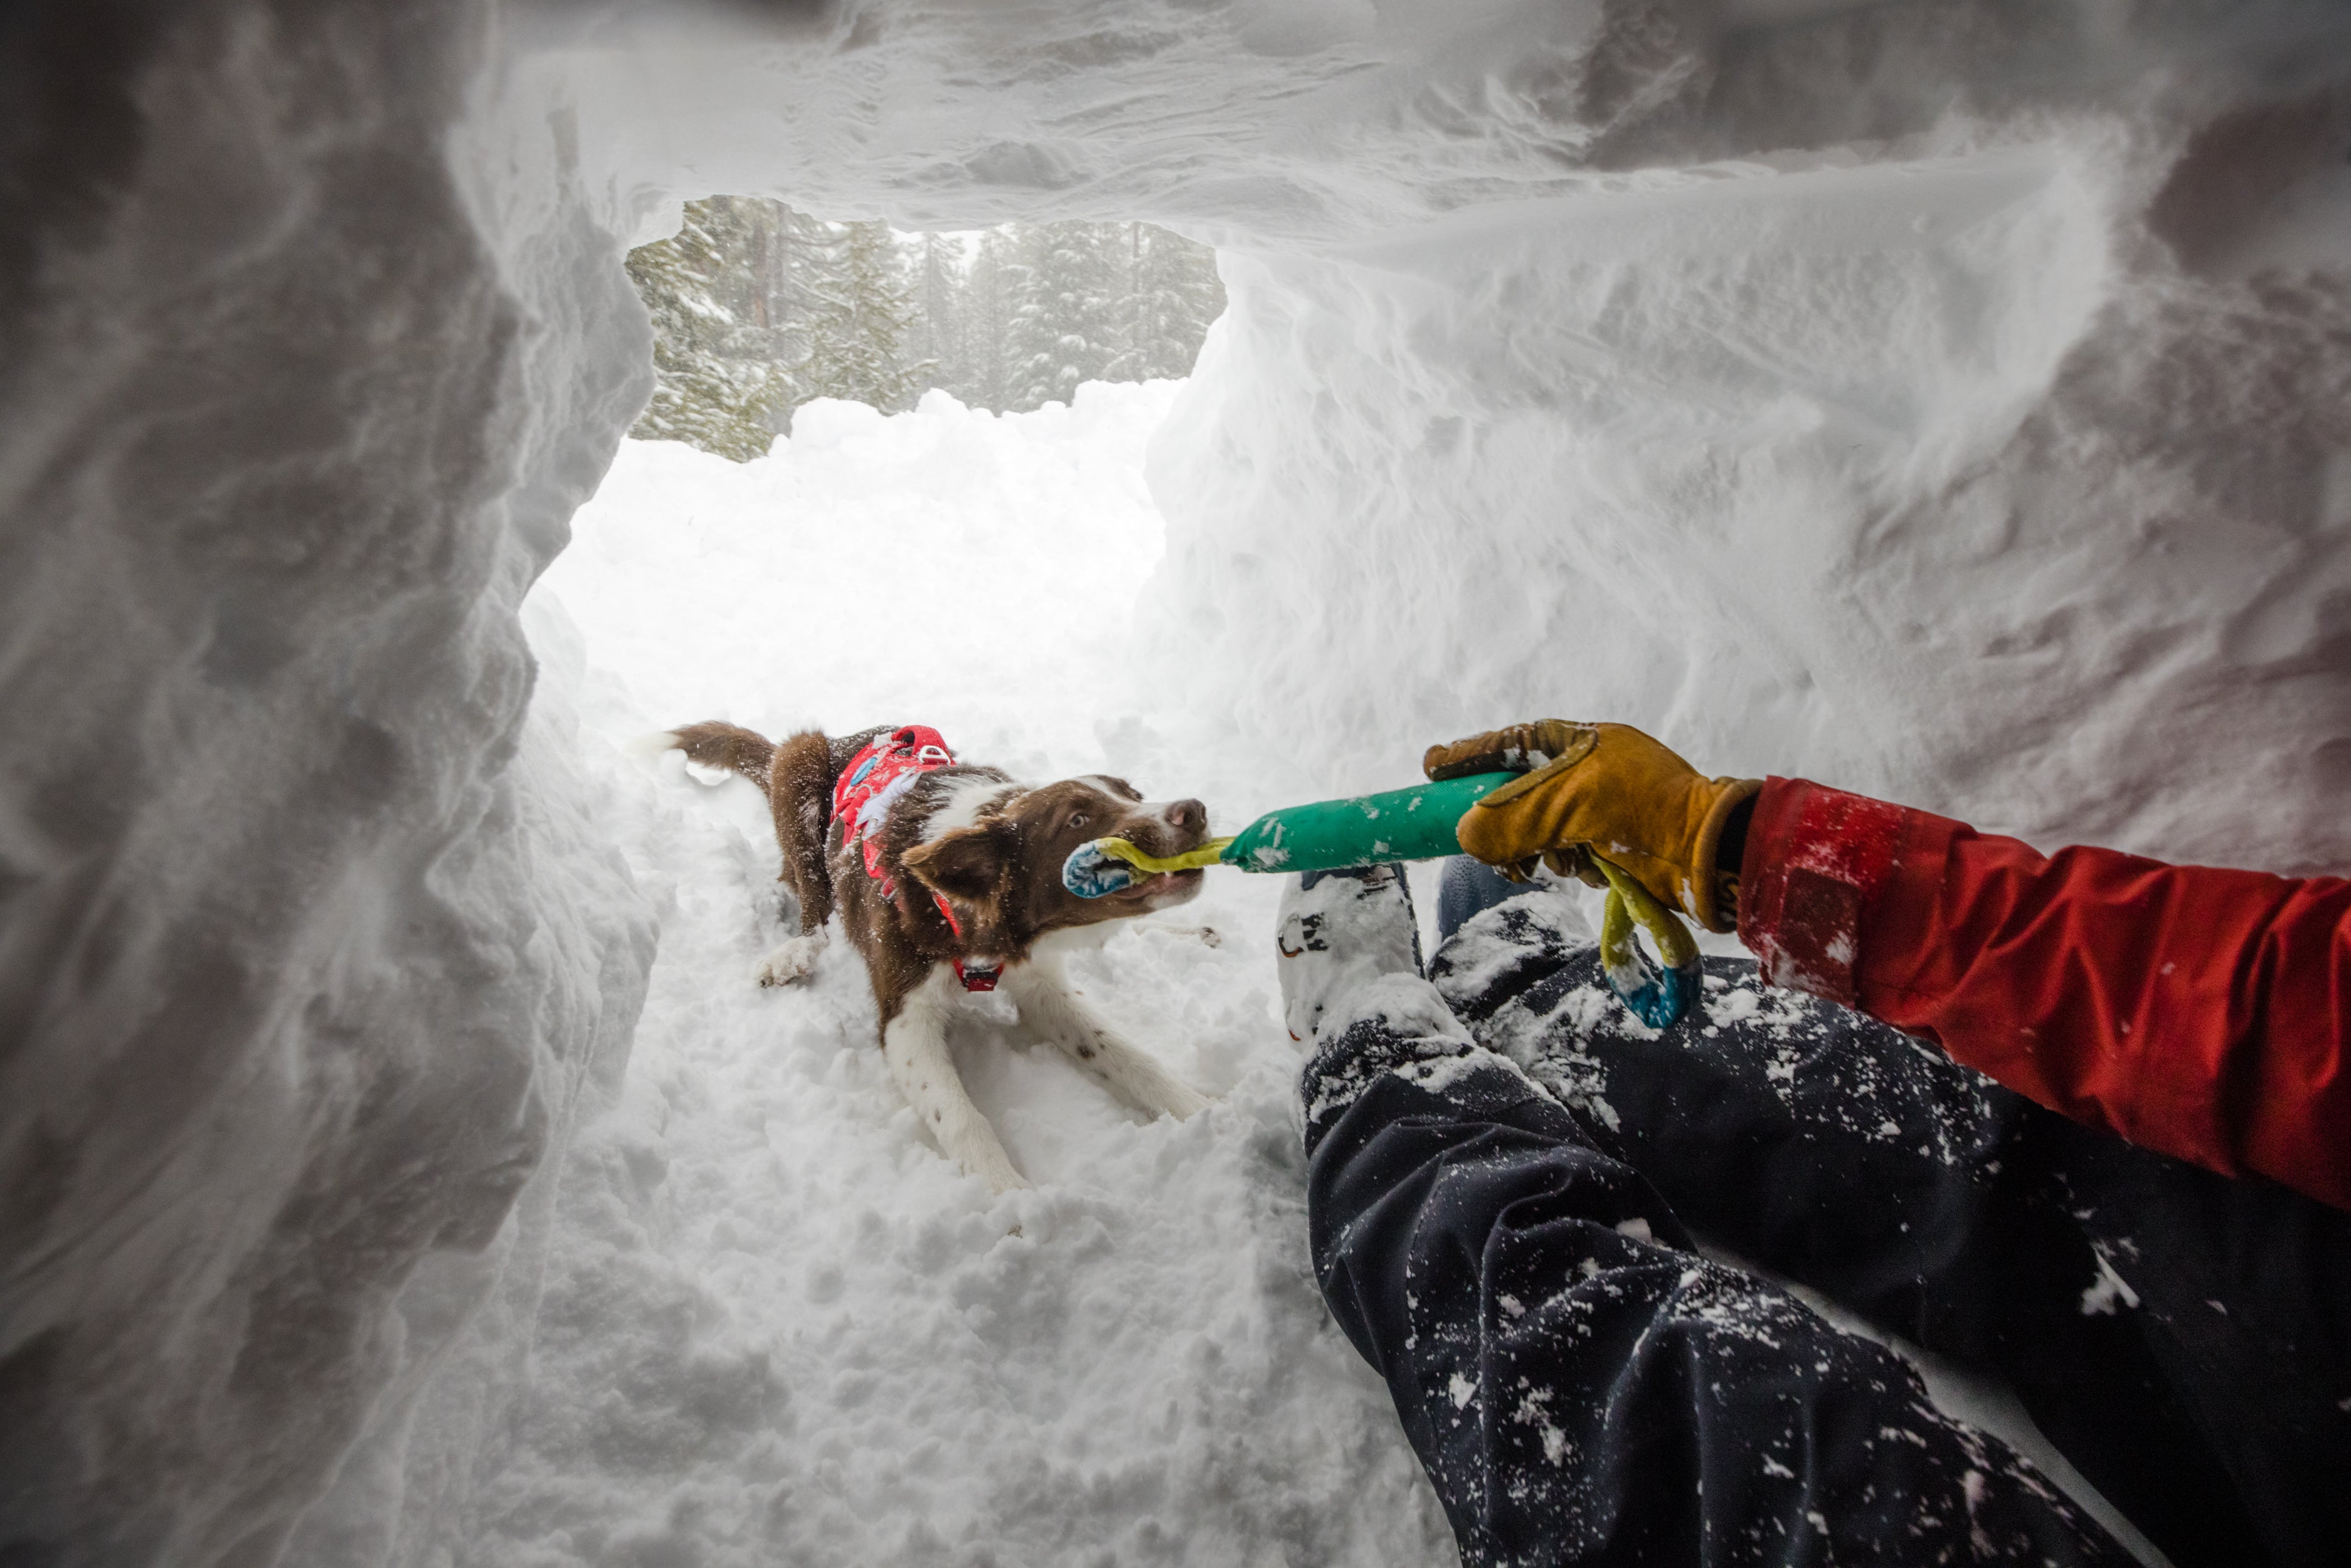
[5,1,2350,1562]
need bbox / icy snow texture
[5,1,2350,1563]
[1150,149,2351,864]
[3,8,654,1564]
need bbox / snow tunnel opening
[529,204,1229,779]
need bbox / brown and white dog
[652,721,1214,1192]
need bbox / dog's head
[900,775,1209,948]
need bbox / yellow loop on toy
[1088,835,1236,876]
[1593,856,1702,1028]
[1595,858,1699,968]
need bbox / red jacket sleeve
[1736,777,2351,1213]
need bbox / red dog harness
[832,726,1003,993]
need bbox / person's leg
[2024,1118,2351,1568]
[1435,854,1531,943]
[1282,870,2128,1568]
[1428,888,2351,1568]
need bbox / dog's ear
[902,823,1016,904]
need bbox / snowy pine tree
[957,227,1020,412]
[790,218,917,420]
[627,209,1223,433]
[625,197,785,462]
[1007,221,1122,411]
[903,231,966,400]
[1127,222,1224,381]
[763,201,839,400]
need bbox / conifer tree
[903,231,966,399]
[790,218,917,418]
[754,203,844,419]
[1128,223,1225,381]
[625,197,784,462]
[958,227,1020,412]
[1007,221,1120,411]
[1100,220,1148,387]
[626,209,1225,436]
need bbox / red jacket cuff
[1736,778,1963,1007]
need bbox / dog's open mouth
[1113,865,1203,898]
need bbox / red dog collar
[930,894,1003,993]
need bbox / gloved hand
[1423,721,1761,933]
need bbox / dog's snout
[1115,797,1211,859]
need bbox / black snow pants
[1302,887,2351,1568]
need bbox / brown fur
[664,720,1209,1079]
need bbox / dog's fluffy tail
[645,721,776,783]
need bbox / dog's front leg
[881,967,1029,1194]
[1006,961,1210,1122]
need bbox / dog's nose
[1164,798,1206,835]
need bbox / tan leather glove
[1423,720,1761,933]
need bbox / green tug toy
[1061,771,1701,1027]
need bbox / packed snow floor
[501,383,1457,1566]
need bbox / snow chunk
[2079,1246,2143,1317]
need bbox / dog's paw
[753,933,826,987]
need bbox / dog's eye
[1068,813,1089,831]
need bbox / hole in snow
[625,201,1225,450]
[518,200,1274,1238]
[529,204,1226,789]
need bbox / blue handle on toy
[1063,846,1145,898]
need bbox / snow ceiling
[4,0,2348,1561]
